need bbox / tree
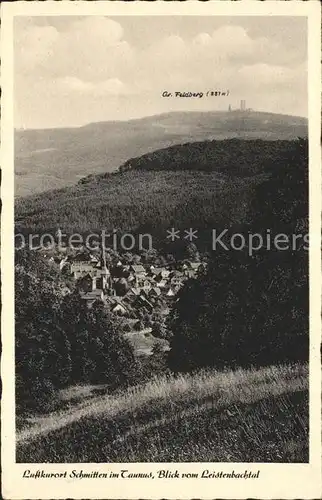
[15,251,72,412]
[185,242,200,262]
[152,317,170,340]
[60,296,139,388]
[113,277,129,296]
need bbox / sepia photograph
[1,1,321,499]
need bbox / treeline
[118,139,295,177]
[168,138,308,371]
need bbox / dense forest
[168,138,308,371]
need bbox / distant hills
[15,110,307,197]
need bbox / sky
[14,16,307,129]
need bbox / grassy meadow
[17,363,308,463]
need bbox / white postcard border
[1,1,321,499]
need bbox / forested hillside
[15,170,255,242]
[15,139,299,246]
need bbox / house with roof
[109,297,129,316]
[136,294,154,313]
[154,269,170,282]
[149,267,163,278]
[89,254,99,264]
[73,250,92,262]
[71,261,97,278]
[166,288,176,298]
[170,271,185,286]
[104,296,114,306]
[139,288,151,299]
[166,285,181,298]
[80,289,105,308]
[157,279,168,288]
[74,268,110,290]
[76,273,93,293]
[149,287,162,298]
[126,273,136,284]
[124,287,142,302]
[112,302,128,315]
[141,279,152,291]
[122,291,137,309]
[130,265,148,287]
[73,268,92,280]
[130,265,146,277]
[181,261,202,276]
[190,262,202,272]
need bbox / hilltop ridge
[15,110,307,197]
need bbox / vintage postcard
[1,1,321,499]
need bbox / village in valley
[41,242,207,350]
